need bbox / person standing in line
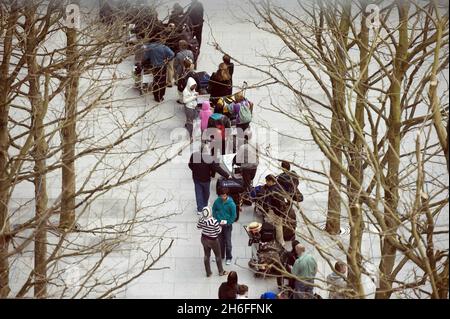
[222,54,234,85]
[212,188,236,265]
[263,174,288,247]
[188,144,231,215]
[174,40,194,85]
[162,23,181,87]
[197,207,228,277]
[226,91,253,133]
[218,271,239,299]
[207,113,231,156]
[327,261,348,299]
[168,3,190,26]
[143,41,174,102]
[177,58,199,104]
[233,133,258,192]
[199,101,213,134]
[182,77,199,141]
[292,245,318,299]
[186,0,204,63]
[236,284,248,299]
[278,240,300,293]
[208,63,232,107]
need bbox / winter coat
[188,151,229,183]
[183,77,199,109]
[199,101,213,132]
[234,143,259,169]
[187,1,204,26]
[327,272,347,299]
[292,254,318,282]
[142,42,174,68]
[175,49,195,77]
[207,113,231,140]
[218,282,237,299]
[277,170,300,193]
[264,184,288,218]
[209,72,232,99]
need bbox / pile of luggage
[243,221,285,278]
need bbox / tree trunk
[25,9,49,298]
[59,25,79,230]
[346,1,369,298]
[0,4,18,298]
[325,0,351,235]
[376,1,410,299]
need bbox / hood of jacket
[202,101,211,111]
[183,77,198,95]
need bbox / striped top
[197,217,222,238]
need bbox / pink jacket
[199,101,213,131]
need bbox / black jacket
[188,152,230,183]
[208,72,232,99]
[187,1,204,26]
[277,170,299,193]
[263,184,288,218]
[218,283,237,299]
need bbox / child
[236,284,248,299]
[199,101,213,133]
[183,77,199,141]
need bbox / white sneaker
[226,259,232,265]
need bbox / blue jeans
[294,280,314,299]
[219,224,233,260]
[194,180,210,212]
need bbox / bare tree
[1,0,182,298]
[214,0,449,298]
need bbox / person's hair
[281,160,290,171]
[227,271,238,286]
[291,240,300,253]
[237,284,248,295]
[216,63,231,81]
[183,57,193,69]
[219,188,229,196]
[172,3,183,13]
[234,91,245,103]
[335,261,346,273]
[265,174,277,184]
[223,54,231,64]
[179,39,189,50]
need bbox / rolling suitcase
[216,178,244,195]
[260,222,275,243]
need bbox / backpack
[238,100,252,124]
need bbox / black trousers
[192,24,203,51]
[152,66,167,102]
[242,167,257,191]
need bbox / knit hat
[260,291,277,299]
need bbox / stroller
[244,221,284,278]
